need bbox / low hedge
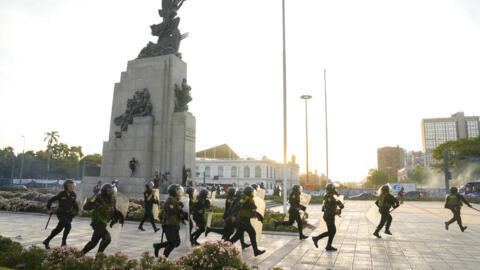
[0,190,306,233]
[0,236,255,270]
[272,195,324,205]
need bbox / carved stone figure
[174,78,192,112]
[114,88,153,138]
[138,0,188,59]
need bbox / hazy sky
[1,0,480,182]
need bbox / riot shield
[206,191,216,228]
[299,192,311,219]
[179,194,191,249]
[75,186,87,216]
[152,189,160,221]
[284,192,311,227]
[255,188,266,200]
[250,196,265,242]
[108,191,129,247]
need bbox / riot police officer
[312,183,344,251]
[373,185,399,238]
[190,189,210,246]
[444,186,472,232]
[139,181,160,232]
[205,188,251,248]
[229,186,266,256]
[81,183,124,254]
[205,187,236,239]
[43,180,79,249]
[274,184,308,240]
[153,184,186,258]
[185,186,195,236]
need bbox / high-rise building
[377,146,406,181]
[422,112,480,166]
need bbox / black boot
[205,227,211,237]
[138,226,146,231]
[373,230,381,238]
[43,240,50,250]
[300,234,308,240]
[61,239,67,247]
[445,222,449,230]
[254,249,266,256]
[153,243,161,257]
[326,246,337,251]
[384,229,392,235]
[312,236,319,248]
[154,227,160,233]
[461,226,467,232]
[241,243,251,250]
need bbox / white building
[194,144,300,191]
[422,112,480,166]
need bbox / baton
[45,213,53,230]
[390,206,399,213]
[470,206,480,212]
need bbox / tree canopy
[364,169,391,187]
[0,131,101,180]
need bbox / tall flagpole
[282,0,288,214]
[324,68,329,182]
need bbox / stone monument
[82,0,195,198]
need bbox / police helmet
[235,190,243,198]
[450,186,458,194]
[292,184,302,193]
[227,187,236,196]
[168,184,183,197]
[112,179,120,187]
[381,185,390,192]
[101,183,114,198]
[326,183,336,193]
[244,186,254,196]
[186,187,195,198]
[63,180,75,190]
[145,181,154,189]
[198,189,209,200]
[251,184,259,190]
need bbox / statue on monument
[129,158,138,177]
[174,78,192,112]
[114,88,153,138]
[138,0,188,59]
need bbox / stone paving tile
[2,200,480,269]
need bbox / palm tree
[43,131,59,178]
[44,131,59,150]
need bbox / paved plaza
[1,201,479,269]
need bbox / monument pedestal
[83,54,196,198]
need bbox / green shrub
[19,246,46,270]
[41,246,84,269]
[0,237,257,270]
[0,236,24,268]
[175,240,249,270]
[273,195,324,204]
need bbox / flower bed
[0,236,261,270]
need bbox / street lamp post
[281,0,288,213]
[300,95,312,185]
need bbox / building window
[244,167,250,178]
[231,166,237,177]
[218,166,224,177]
[205,166,210,177]
[255,166,261,178]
